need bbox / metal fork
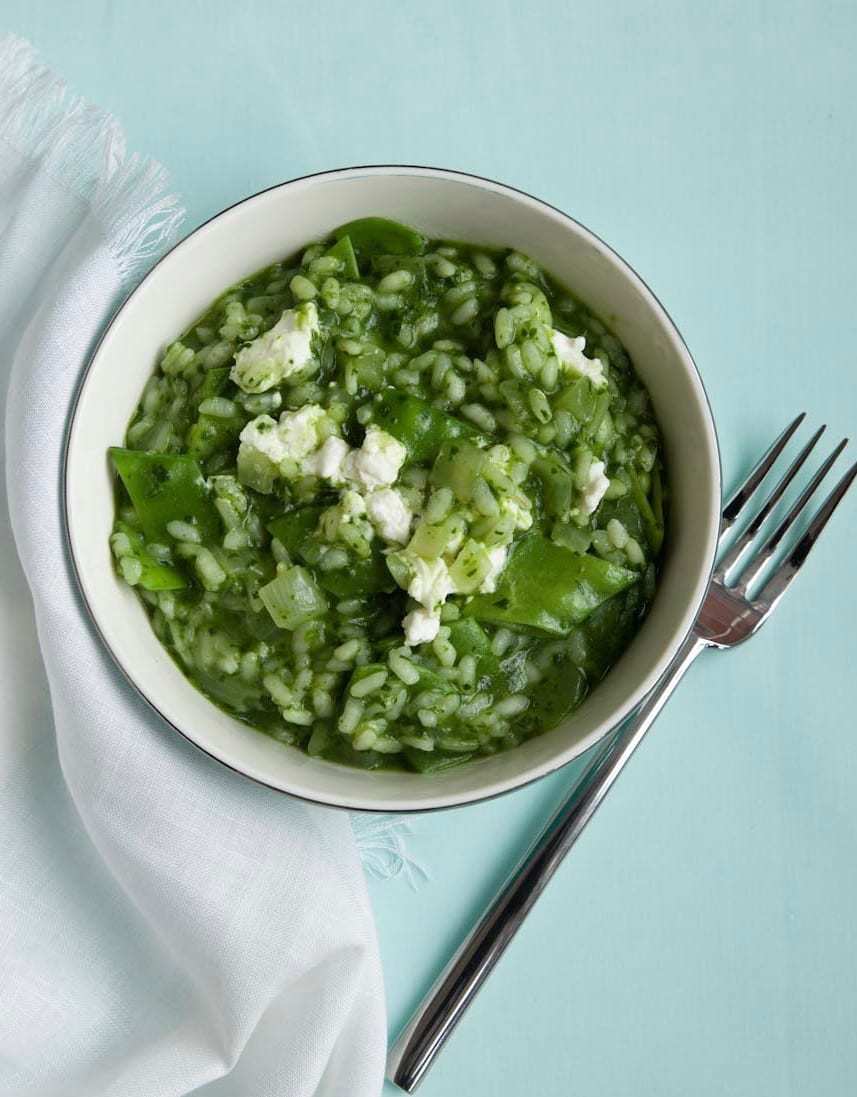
[387,414,857,1093]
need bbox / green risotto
[109,217,665,773]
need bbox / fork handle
[386,632,707,1092]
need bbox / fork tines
[717,415,856,609]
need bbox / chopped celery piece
[407,513,465,559]
[449,539,493,593]
[465,534,638,636]
[237,445,277,494]
[110,448,221,543]
[430,441,486,503]
[259,565,327,630]
[586,391,612,441]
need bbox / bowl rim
[63,163,722,813]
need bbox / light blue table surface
[8,2,856,1093]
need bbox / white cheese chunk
[343,426,407,490]
[277,404,328,460]
[239,404,339,487]
[407,555,455,611]
[303,435,349,482]
[231,303,319,393]
[238,414,289,464]
[550,330,607,388]
[403,607,441,646]
[580,459,610,515]
[366,488,412,544]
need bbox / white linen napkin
[0,34,388,1097]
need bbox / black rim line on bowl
[61,163,722,815]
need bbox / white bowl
[64,166,721,812]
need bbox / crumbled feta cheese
[385,551,454,639]
[396,535,509,642]
[238,415,289,464]
[407,555,455,611]
[343,426,406,490]
[478,544,509,594]
[278,405,329,460]
[403,607,441,646]
[239,404,342,484]
[365,488,412,544]
[231,302,319,393]
[240,409,408,502]
[551,330,607,389]
[303,435,349,482]
[580,459,610,515]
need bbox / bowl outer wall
[64,165,721,812]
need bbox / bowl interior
[65,167,720,811]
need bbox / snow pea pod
[267,507,324,557]
[528,654,587,729]
[447,618,500,686]
[316,560,395,599]
[402,747,474,774]
[111,521,186,591]
[576,582,647,681]
[110,448,221,543]
[326,234,360,280]
[375,391,478,464]
[628,467,664,553]
[465,534,638,636]
[333,217,426,262]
